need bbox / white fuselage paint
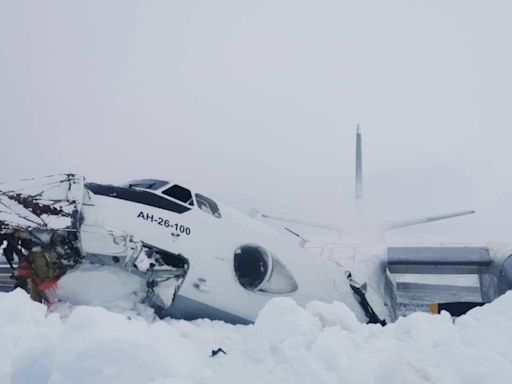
[81,187,388,323]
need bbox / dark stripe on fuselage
[166,294,253,325]
[86,183,191,214]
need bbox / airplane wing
[386,246,497,318]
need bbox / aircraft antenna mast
[355,124,363,200]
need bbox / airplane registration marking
[137,211,191,235]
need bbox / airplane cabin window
[122,179,168,191]
[234,245,298,294]
[162,185,194,206]
[195,193,222,218]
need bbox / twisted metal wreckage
[0,174,186,312]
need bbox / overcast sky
[1,1,512,241]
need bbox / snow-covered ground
[1,288,511,384]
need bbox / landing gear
[345,271,387,326]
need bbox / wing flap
[387,246,491,274]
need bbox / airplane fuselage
[81,182,389,323]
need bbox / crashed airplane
[0,174,387,324]
[1,171,511,325]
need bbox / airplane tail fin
[355,124,363,200]
[353,126,475,230]
[260,126,475,235]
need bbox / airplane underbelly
[166,294,252,324]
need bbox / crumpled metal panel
[0,174,85,233]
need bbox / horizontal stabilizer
[386,210,476,230]
[261,214,340,232]
[284,227,308,247]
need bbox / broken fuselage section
[0,174,188,313]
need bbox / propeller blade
[429,301,485,317]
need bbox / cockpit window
[195,193,221,218]
[162,184,194,206]
[121,179,168,191]
[234,245,298,294]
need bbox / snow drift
[0,290,511,384]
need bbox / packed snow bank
[1,290,512,384]
[56,264,147,312]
